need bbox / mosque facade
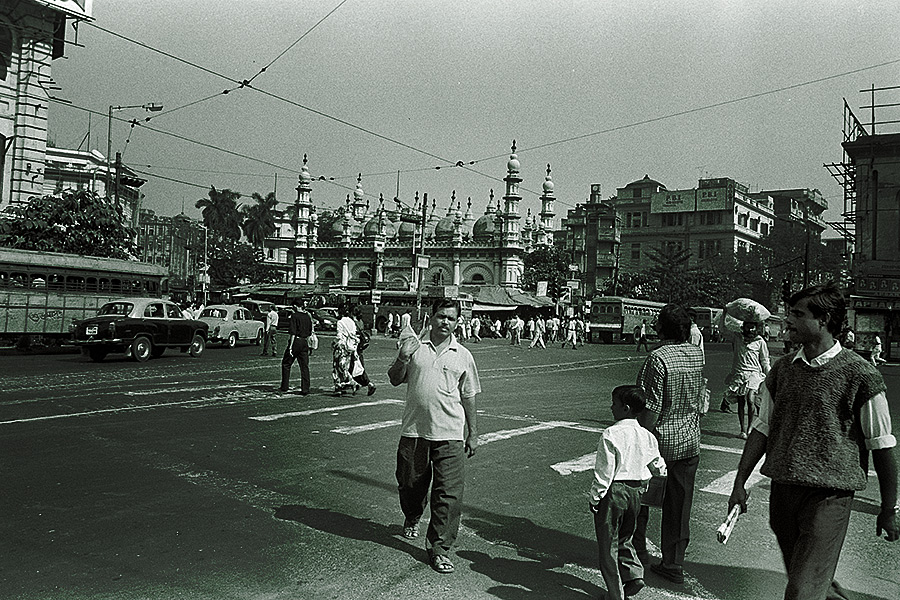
[263,143,557,292]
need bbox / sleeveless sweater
[761,348,886,491]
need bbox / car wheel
[132,336,152,362]
[189,334,206,358]
[88,348,109,362]
[151,346,166,358]
[227,332,238,348]
[254,328,263,345]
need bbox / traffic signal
[781,277,792,305]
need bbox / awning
[473,303,517,312]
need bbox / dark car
[72,297,208,362]
[309,307,338,332]
[240,299,276,323]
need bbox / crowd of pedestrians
[267,284,897,598]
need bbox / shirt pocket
[439,365,464,395]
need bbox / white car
[199,304,264,348]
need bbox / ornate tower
[539,163,556,247]
[293,154,314,283]
[500,141,524,287]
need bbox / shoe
[739,431,748,440]
[623,578,645,597]
[276,387,288,393]
[637,551,651,566]
[650,563,684,584]
[430,554,454,574]
[367,384,376,396]
[402,517,420,539]
[720,400,733,413]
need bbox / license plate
[86,325,98,335]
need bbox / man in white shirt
[261,306,279,356]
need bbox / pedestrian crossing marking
[551,452,595,476]
[479,421,578,445]
[332,420,401,435]
[249,398,403,422]
[702,463,766,496]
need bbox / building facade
[606,175,776,271]
[264,143,555,292]
[43,146,144,228]
[136,209,206,301]
[0,0,93,211]
[560,183,619,298]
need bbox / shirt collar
[420,328,459,352]
[792,340,842,367]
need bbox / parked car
[199,304,264,347]
[239,298,276,323]
[309,307,338,332]
[72,297,208,362]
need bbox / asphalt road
[1,336,898,600]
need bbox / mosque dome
[299,155,312,185]
[507,153,520,173]
[398,219,416,239]
[434,215,456,239]
[472,214,495,240]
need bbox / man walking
[729,283,898,599]
[634,304,705,584]
[388,298,481,574]
[279,298,313,395]
[529,316,546,349]
[261,304,279,356]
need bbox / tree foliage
[0,189,135,259]
[522,245,569,297]
[196,187,242,243]
[316,208,345,243]
[241,191,277,249]
[208,238,281,287]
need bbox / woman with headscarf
[723,319,770,439]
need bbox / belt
[614,480,643,488]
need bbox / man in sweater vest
[729,282,898,600]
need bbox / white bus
[588,296,666,343]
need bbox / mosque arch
[462,263,494,285]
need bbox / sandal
[402,518,419,539]
[431,554,454,574]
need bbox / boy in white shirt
[590,385,667,599]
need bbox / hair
[657,304,691,342]
[339,303,353,318]
[741,320,763,339]
[612,385,646,414]
[789,281,846,337]
[431,297,461,317]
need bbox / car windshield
[201,308,228,319]
[99,302,133,316]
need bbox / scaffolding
[825,85,900,242]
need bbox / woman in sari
[333,305,359,396]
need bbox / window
[738,241,749,253]
[761,222,769,236]
[145,303,165,318]
[165,303,183,319]
[631,243,641,260]
[663,213,684,227]
[750,217,759,232]
[626,212,647,228]
[699,239,722,259]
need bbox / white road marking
[249,398,403,421]
[702,463,766,496]
[0,397,215,424]
[551,452,596,475]
[478,421,578,445]
[331,420,401,435]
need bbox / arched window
[470,273,485,283]
[431,270,446,285]
[0,24,11,81]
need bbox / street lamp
[106,102,163,195]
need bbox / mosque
[264,142,558,292]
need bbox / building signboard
[651,189,696,213]
[696,187,733,211]
[856,276,900,298]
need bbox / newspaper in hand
[717,504,742,544]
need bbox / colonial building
[264,143,556,291]
[1,0,93,210]
[606,175,776,271]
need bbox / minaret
[352,173,366,222]
[539,163,556,247]
[293,154,313,283]
[500,141,524,287]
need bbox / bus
[690,305,724,342]
[588,296,666,344]
[0,247,167,346]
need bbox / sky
[46,0,900,236]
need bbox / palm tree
[195,187,242,242]
[241,191,278,249]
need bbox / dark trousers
[769,482,853,600]
[594,482,644,600]
[396,437,465,557]
[634,454,699,567]
[261,326,277,355]
[280,338,310,393]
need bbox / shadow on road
[273,504,428,566]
